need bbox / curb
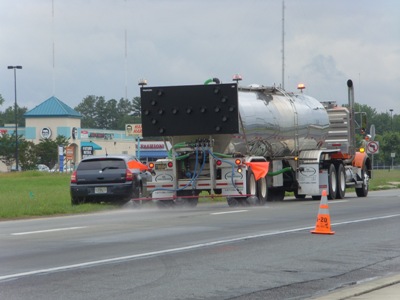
[312,274,400,299]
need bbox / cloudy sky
[1,0,399,114]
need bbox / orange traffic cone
[311,190,335,235]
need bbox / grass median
[0,171,116,220]
[0,169,399,220]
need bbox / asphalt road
[1,190,399,300]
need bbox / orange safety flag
[128,160,148,171]
[245,162,269,181]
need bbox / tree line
[74,96,142,129]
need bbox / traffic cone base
[311,190,335,235]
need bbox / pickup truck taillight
[71,171,77,183]
[125,169,133,181]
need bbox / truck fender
[352,152,367,169]
[352,152,372,179]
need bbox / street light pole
[7,65,23,171]
[389,108,394,171]
[389,109,393,131]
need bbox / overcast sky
[1,0,399,114]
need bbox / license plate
[155,164,167,170]
[95,187,107,194]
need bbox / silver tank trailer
[172,85,330,158]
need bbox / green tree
[19,140,38,170]
[116,97,135,130]
[35,135,69,169]
[372,112,392,135]
[132,96,141,117]
[0,105,28,127]
[75,95,140,130]
[378,131,400,167]
[105,99,119,130]
[74,96,98,128]
[0,133,17,170]
[117,97,133,115]
[94,97,108,129]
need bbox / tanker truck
[139,77,371,207]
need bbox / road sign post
[366,140,379,171]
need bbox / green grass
[0,169,399,220]
[369,169,400,190]
[0,171,116,220]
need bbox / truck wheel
[336,164,346,199]
[227,197,239,207]
[246,170,260,205]
[355,165,369,197]
[247,170,257,197]
[246,196,259,206]
[269,188,285,201]
[257,176,267,205]
[187,198,198,207]
[294,190,306,199]
[328,164,337,200]
[155,200,175,208]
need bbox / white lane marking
[11,226,86,236]
[211,210,248,215]
[328,200,348,203]
[1,213,400,281]
[331,214,400,226]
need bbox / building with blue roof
[24,96,82,143]
[24,96,82,118]
[0,96,168,172]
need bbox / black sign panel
[140,83,239,137]
[81,146,93,158]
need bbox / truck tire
[227,197,239,207]
[155,200,175,208]
[268,188,285,201]
[175,190,199,207]
[336,164,346,199]
[257,176,267,205]
[328,164,337,200]
[355,165,369,197]
[294,190,306,199]
[246,170,260,205]
[247,170,257,196]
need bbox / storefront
[136,141,171,162]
